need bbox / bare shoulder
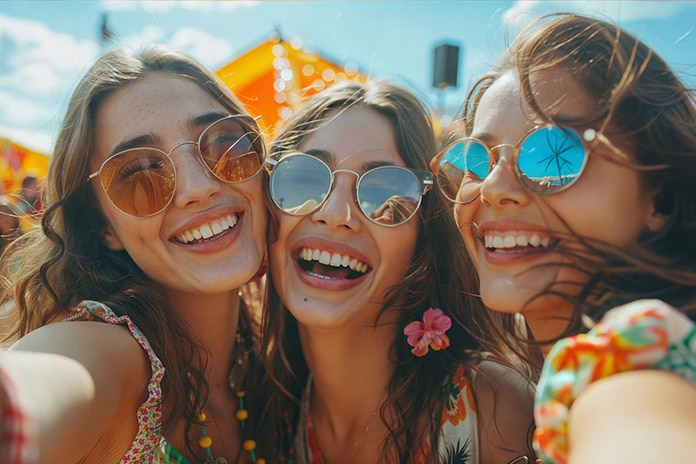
[473,357,536,464]
[2,320,152,462]
[10,320,151,401]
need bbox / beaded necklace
[196,326,265,464]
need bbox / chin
[480,294,527,315]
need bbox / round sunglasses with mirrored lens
[433,125,590,204]
[87,114,265,217]
[267,153,433,226]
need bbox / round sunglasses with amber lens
[87,114,266,217]
[431,125,595,204]
[267,153,433,227]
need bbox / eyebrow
[468,132,498,146]
[304,149,401,172]
[107,111,230,156]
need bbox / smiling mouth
[174,214,239,244]
[482,232,558,252]
[297,247,371,280]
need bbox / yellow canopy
[216,34,367,137]
[0,137,49,195]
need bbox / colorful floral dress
[534,299,696,464]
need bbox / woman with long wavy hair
[431,13,696,463]
[259,80,535,464]
[0,45,268,463]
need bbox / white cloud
[169,27,234,69]
[0,14,99,96]
[118,24,167,50]
[0,13,100,152]
[102,0,259,13]
[503,1,694,30]
[113,23,234,69]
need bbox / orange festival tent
[216,32,368,137]
[0,137,50,195]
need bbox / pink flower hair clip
[404,307,452,357]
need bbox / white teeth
[200,224,213,239]
[484,232,553,249]
[211,221,223,235]
[175,214,238,244]
[319,250,331,265]
[298,247,370,273]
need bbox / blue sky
[1,1,694,154]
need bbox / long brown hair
[456,13,696,363]
[259,80,511,462]
[0,45,264,458]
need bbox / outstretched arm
[0,321,149,463]
[567,369,696,464]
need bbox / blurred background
[1,0,694,194]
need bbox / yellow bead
[235,409,249,421]
[257,459,266,464]
[198,436,213,448]
[242,439,256,451]
[198,411,207,421]
[236,390,246,398]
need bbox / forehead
[473,69,596,137]
[97,72,220,127]
[93,72,227,161]
[299,106,405,168]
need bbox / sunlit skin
[270,106,419,331]
[92,72,267,302]
[88,72,268,459]
[454,69,661,342]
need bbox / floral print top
[534,299,696,464]
[419,362,480,463]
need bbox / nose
[479,146,531,207]
[169,141,221,209]
[311,170,361,231]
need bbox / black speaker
[432,43,460,89]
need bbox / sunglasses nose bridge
[325,168,360,202]
[167,140,199,158]
[488,142,515,159]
